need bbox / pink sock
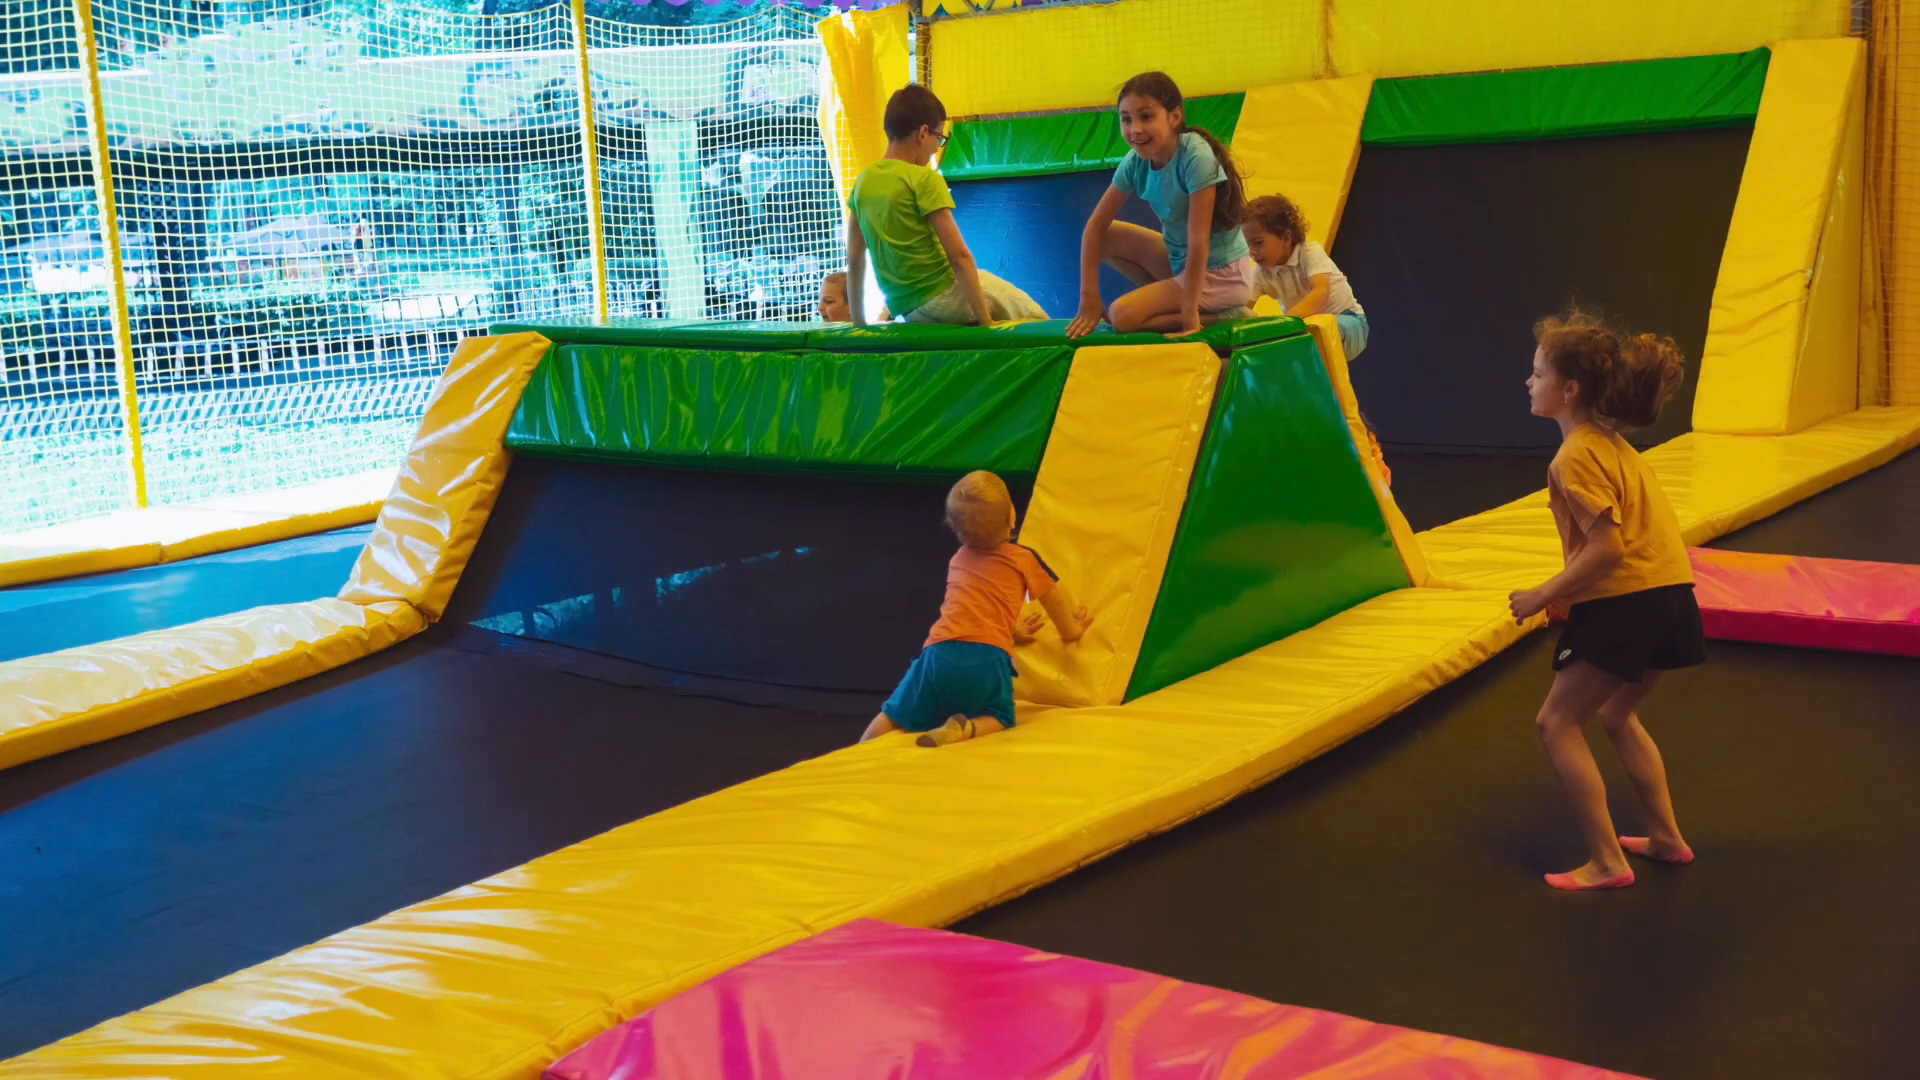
[1619,836,1694,865]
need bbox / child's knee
[1534,706,1579,740]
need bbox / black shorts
[1553,584,1707,683]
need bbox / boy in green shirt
[845,85,1046,326]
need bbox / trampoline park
[4,1,1920,1078]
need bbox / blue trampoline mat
[0,526,372,662]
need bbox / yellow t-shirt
[1547,424,1692,604]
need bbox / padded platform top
[490,316,1308,353]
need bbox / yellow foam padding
[1695,38,1866,435]
[1418,406,1920,592]
[0,468,393,589]
[1235,76,1374,247]
[1013,343,1217,708]
[928,0,1317,118]
[1304,315,1427,587]
[1,586,1534,1078]
[338,332,553,622]
[816,6,910,197]
[1793,41,1868,431]
[1326,0,1849,79]
[0,598,424,772]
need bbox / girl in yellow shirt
[1511,310,1704,891]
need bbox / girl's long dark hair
[1118,71,1248,234]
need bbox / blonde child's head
[945,470,1016,551]
[819,271,851,322]
[1244,194,1309,269]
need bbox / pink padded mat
[547,920,1631,1079]
[1691,548,1920,657]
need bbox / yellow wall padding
[0,468,392,589]
[338,332,553,622]
[929,0,1318,118]
[0,599,424,771]
[1418,406,1920,592]
[1235,76,1374,249]
[1794,52,1869,431]
[1,586,1532,1079]
[1014,343,1217,708]
[1868,0,1920,407]
[1695,38,1866,435]
[817,6,910,197]
[1325,0,1850,79]
[1304,315,1427,587]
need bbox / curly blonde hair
[1534,308,1686,431]
[944,470,1014,551]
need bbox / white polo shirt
[1254,240,1364,317]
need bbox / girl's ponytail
[1117,71,1248,233]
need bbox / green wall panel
[942,94,1245,182]
[1362,49,1769,147]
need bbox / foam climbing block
[546,920,1629,1080]
[339,331,554,621]
[1690,548,1920,656]
[1128,334,1409,698]
[1014,342,1217,708]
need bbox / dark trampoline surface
[1339,128,1752,453]
[0,525,372,663]
[1379,450,1553,533]
[960,459,1920,1079]
[0,459,1002,1057]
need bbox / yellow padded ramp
[1,587,1529,1079]
[0,599,425,771]
[1418,406,1920,592]
[1695,38,1866,435]
[1235,76,1374,249]
[1304,314,1427,587]
[339,332,553,622]
[0,469,393,589]
[1014,343,1217,708]
[1327,0,1848,80]
[928,0,1315,117]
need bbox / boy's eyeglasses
[930,130,950,146]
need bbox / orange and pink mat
[548,921,1629,1080]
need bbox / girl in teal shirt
[1068,72,1256,339]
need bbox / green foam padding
[805,316,1305,352]
[505,344,1073,478]
[942,95,1245,182]
[490,318,819,351]
[1361,48,1769,147]
[1126,335,1410,700]
[496,316,1307,354]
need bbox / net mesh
[1870,0,1920,406]
[2,0,134,530]
[587,6,836,321]
[1,1,840,533]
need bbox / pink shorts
[1183,256,1257,313]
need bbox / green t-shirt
[850,159,957,316]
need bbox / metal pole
[569,0,610,321]
[72,0,149,507]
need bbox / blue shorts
[881,640,1017,733]
[1338,310,1369,361]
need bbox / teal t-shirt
[849,159,958,316]
[1112,131,1250,276]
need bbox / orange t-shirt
[1547,424,1693,604]
[925,542,1058,652]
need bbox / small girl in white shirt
[1244,194,1369,362]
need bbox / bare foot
[1619,835,1694,864]
[916,715,976,748]
[1544,860,1635,891]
